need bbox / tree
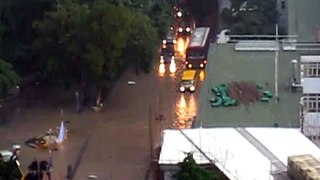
[123,12,158,74]
[85,0,132,106]
[0,59,20,97]
[185,0,218,26]
[33,0,159,105]
[175,153,219,180]
[0,0,56,75]
[33,0,90,89]
[147,1,173,38]
[223,0,279,35]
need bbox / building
[158,128,320,180]
[195,41,301,128]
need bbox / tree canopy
[33,0,158,104]
[0,59,20,97]
[185,0,218,26]
[221,0,279,35]
[0,0,165,102]
[175,153,219,180]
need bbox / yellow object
[182,70,196,81]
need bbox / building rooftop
[195,44,301,128]
[159,128,320,180]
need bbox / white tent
[56,121,66,144]
[158,128,320,180]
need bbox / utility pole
[275,24,279,103]
[148,105,154,161]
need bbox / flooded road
[156,36,205,129]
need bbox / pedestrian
[0,154,6,180]
[75,91,81,113]
[5,145,24,180]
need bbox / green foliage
[33,0,90,85]
[0,0,56,74]
[0,0,162,102]
[186,0,218,25]
[33,0,158,102]
[176,153,219,180]
[222,0,279,34]
[0,59,20,97]
[147,1,173,38]
[85,1,131,80]
[124,12,158,74]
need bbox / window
[281,1,285,9]
[301,62,320,77]
[303,94,320,112]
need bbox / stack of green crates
[210,84,236,107]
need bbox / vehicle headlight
[186,27,191,32]
[200,63,204,68]
[162,40,166,44]
[190,86,195,91]
[180,86,185,92]
[178,27,183,32]
[173,39,177,44]
[177,11,182,17]
[188,64,192,68]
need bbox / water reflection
[199,70,205,82]
[175,94,197,129]
[188,94,197,118]
[176,37,189,58]
[169,58,176,74]
[158,62,165,77]
[177,37,185,54]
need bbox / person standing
[0,154,6,179]
[5,145,24,180]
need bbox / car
[162,30,177,48]
[177,21,193,36]
[179,70,196,93]
[160,47,174,63]
[0,150,13,162]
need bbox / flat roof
[301,56,320,63]
[159,128,320,180]
[302,78,320,94]
[189,27,210,48]
[195,44,301,127]
[182,70,196,80]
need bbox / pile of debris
[228,81,262,105]
[210,81,273,107]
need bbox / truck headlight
[178,27,183,32]
[186,27,191,32]
[180,86,185,92]
[200,63,204,68]
[188,64,192,68]
[162,40,166,44]
[190,86,195,91]
[177,11,182,17]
